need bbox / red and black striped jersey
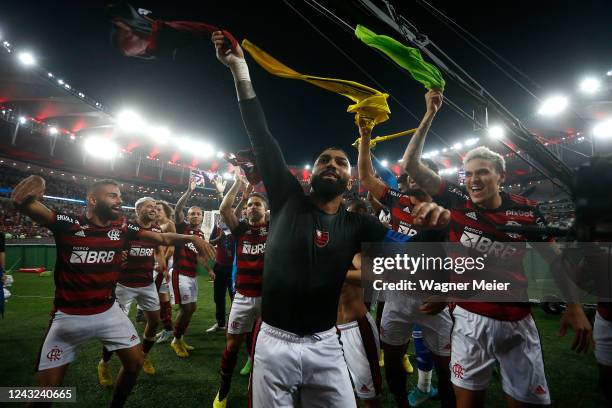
[211,225,236,267]
[232,221,268,297]
[47,211,141,315]
[119,223,162,288]
[435,180,552,321]
[173,223,205,277]
[379,186,447,241]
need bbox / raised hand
[188,177,197,193]
[11,175,46,206]
[211,30,244,67]
[425,90,443,115]
[213,176,227,195]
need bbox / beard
[95,201,120,220]
[311,171,349,201]
[248,212,264,224]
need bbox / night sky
[1,0,611,166]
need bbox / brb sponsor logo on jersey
[129,247,155,257]
[242,242,266,255]
[459,226,517,259]
[70,247,116,264]
[398,222,418,237]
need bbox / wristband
[230,58,251,83]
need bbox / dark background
[1,0,611,165]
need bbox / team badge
[314,229,329,248]
[107,229,121,241]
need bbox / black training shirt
[239,97,390,335]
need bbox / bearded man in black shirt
[212,32,450,408]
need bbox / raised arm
[174,177,196,225]
[357,121,388,200]
[10,175,54,226]
[212,31,301,211]
[234,183,253,219]
[139,230,215,263]
[401,90,443,196]
[219,168,245,231]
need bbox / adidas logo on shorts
[74,230,86,237]
[534,385,547,395]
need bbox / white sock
[417,369,432,393]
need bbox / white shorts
[154,268,171,295]
[171,273,198,305]
[380,291,452,355]
[251,322,355,408]
[228,293,262,335]
[450,306,550,405]
[594,312,612,366]
[37,302,140,371]
[116,282,160,312]
[338,313,381,399]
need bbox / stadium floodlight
[428,150,439,158]
[305,164,311,170]
[17,51,35,66]
[464,137,479,147]
[49,127,58,135]
[148,125,170,144]
[84,137,119,159]
[117,109,145,132]
[47,72,54,78]
[197,142,214,158]
[57,79,64,85]
[452,142,463,150]
[18,116,27,124]
[488,125,504,139]
[380,159,389,167]
[607,70,612,77]
[537,95,569,116]
[579,77,601,94]
[216,151,225,158]
[593,119,612,139]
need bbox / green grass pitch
[0,273,605,407]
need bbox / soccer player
[338,202,383,408]
[10,176,214,407]
[206,176,242,334]
[154,200,176,343]
[402,90,593,407]
[212,32,450,407]
[170,178,211,357]
[97,196,166,386]
[358,120,454,408]
[213,169,268,408]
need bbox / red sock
[219,348,239,400]
[161,301,173,330]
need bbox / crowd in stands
[0,161,574,239]
[0,163,224,239]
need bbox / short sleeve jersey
[48,212,140,315]
[231,221,268,297]
[173,223,205,277]
[379,185,447,241]
[119,223,162,288]
[435,180,552,321]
